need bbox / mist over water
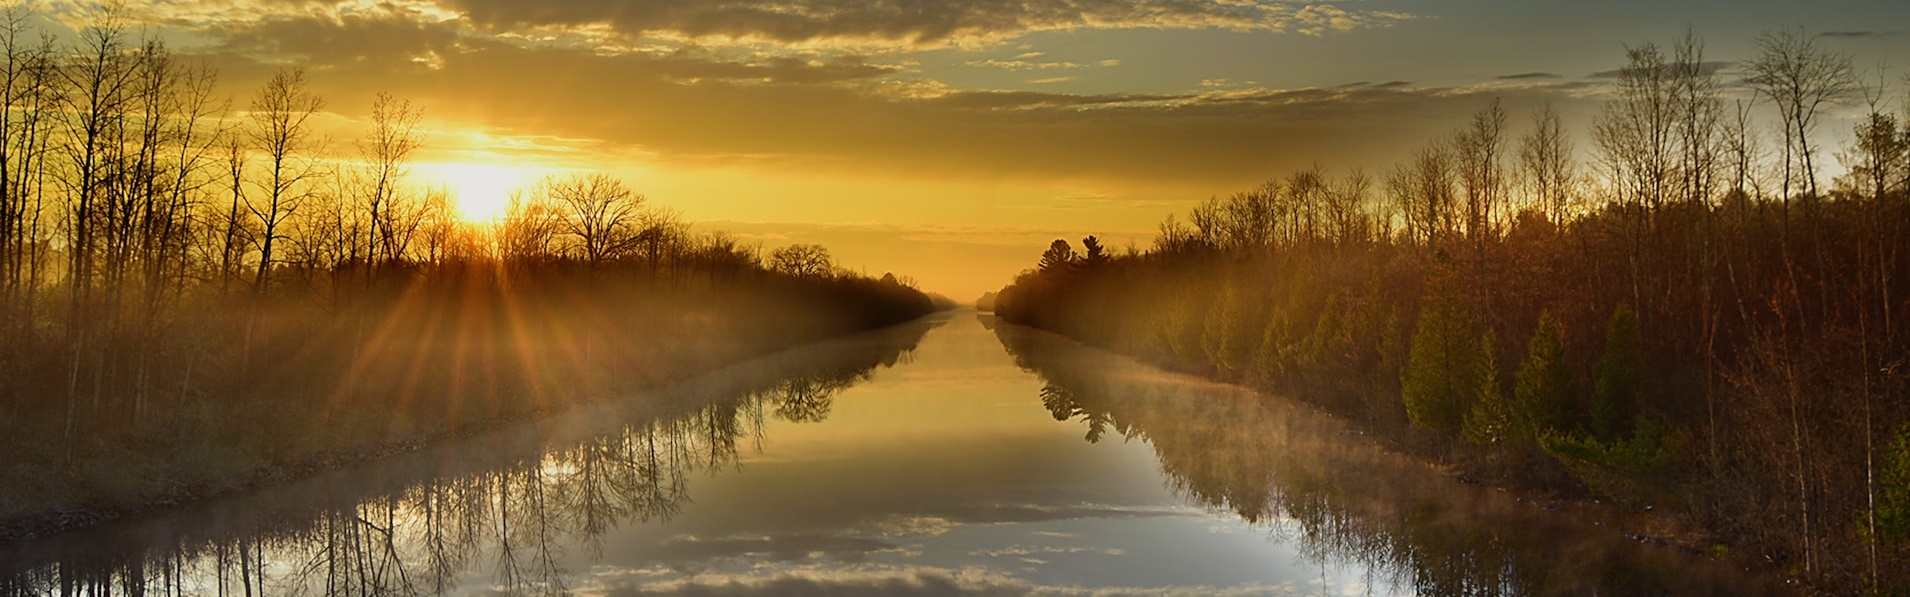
[0,312,1776,595]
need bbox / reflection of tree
[768,367,873,424]
[0,314,941,595]
[1041,384,1114,444]
[996,323,1771,596]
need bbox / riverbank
[0,268,940,541]
[0,315,944,587]
[988,317,1790,594]
[992,312,1799,586]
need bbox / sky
[43,0,1910,299]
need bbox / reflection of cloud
[937,502,1192,525]
[655,533,905,564]
[593,562,1307,596]
[868,515,957,538]
[968,545,1127,557]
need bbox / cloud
[1589,60,1734,79]
[204,5,461,66]
[439,0,1413,47]
[961,59,1092,71]
[1496,72,1560,80]
[301,40,1575,184]
[1819,30,1899,39]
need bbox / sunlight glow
[420,162,541,222]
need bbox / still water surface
[1,312,1776,595]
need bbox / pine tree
[1464,332,1511,446]
[1402,282,1479,434]
[1514,312,1575,439]
[1593,304,1642,440]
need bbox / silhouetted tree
[245,67,325,293]
[769,243,832,278]
[1081,235,1108,266]
[544,173,641,268]
[1038,238,1076,272]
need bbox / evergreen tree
[1878,423,1910,544]
[1592,304,1642,440]
[1402,282,1479,434]
[1203,279,1244,374]
[1038,239,1076,272]
[1464,333,1511,446]
[1513,313,1575,439]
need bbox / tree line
[996,27,1909,593]
[993,322,1781,595]
[0,315,938,595]
[0,6,937,538]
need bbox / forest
[0,8,938,539]
[994,29,1910,593]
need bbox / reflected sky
[0,312,1776,596]
[468,313,1364,596]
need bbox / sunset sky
[55,0,1910,299]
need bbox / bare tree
[1410,139,1458,244]
[1454,98,1508,239]
[245,67,325,293]
[1749,28,1855,203]
[545,173,641,268]
[1595,40,1675,211]
[770,243,833,278]
[1671,28,1723,207]
[496,190,559,265]
[356,92,420,275]
[1519,103,1577,223]
[55,6,132,339]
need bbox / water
[0,311,1777,595]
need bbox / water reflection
[0,314,1780,596]
[993,321,1775,596]
[0,317,939,597]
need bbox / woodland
[997,29,1910,593]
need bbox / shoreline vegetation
[991,321,1782,595]
[0,7,942,539]
[995,28,1909,594]
[1,318,942,592]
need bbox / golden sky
[52,0,1910,299]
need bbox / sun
[420,162,539,222]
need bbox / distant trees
[769,243,833,278]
